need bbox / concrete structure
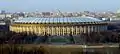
[117,9,120,13]
[10,17,108,36]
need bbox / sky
[0,0,120,12]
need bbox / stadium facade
[10,17,108,36]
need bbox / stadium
[10,17,108,36]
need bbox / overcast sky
[0,0,120,12]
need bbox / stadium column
[54,27,56,36]
[67,26,69,35]
[67,26,70,35]
[77,26,80,35]
[16,26,18,33]
[75,26,78,35]
[18,26,20,33]
[31,26,34,35]
[48,26,50,35]
[59,26,61,36]
[96,26,98,32]
[69,26,72,35]
[62,26,65,36]
[21,26,23,32]
[40,27,43,35]
[56,26,59,36]
[28,26,30,35]
[32,25,34,34]
[82,26,84,33]
[83,26,86,33]
[21,26,23,33]
[36,26,38,35]
[90,26,93,32]
[78,26,81,34]
[81,26,83,34]
[89,26,92,33]
[35,26,37,35]
[12,26,14,32]
[19,26,21,33]
[10,26,12,31]
[86,26,89,33]
[66,26,68,35]
[39,26,41,35]
[23,26,26,32]
[49,27,52,36]
[25,26,27,32]
[23,26,25,33]
[58,26,61,36]
[64,26,66,35]
[60,26,63,36]
[43,27,46,35]
[29,26,32,34]
[93,26,96,32]
[26,26,28,34]
[92,25,94,32]
[13,26,16,32]
[72,26,74,35]
[51,26,54,35]
[87,26,90,33]
[85,26,87,33]
[95,23,97,32]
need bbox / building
[117,9,120,13]
[0,14,12,19]
[1,10,6,14]
[10,17,108,36]
[0,20,9,36]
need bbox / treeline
[0,31,48,44]
[0,31,120,44]
[81,31,120,44]
[0,45,48,54]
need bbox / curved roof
[14,17,102,24]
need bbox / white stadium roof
[14,17,103,24]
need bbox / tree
[43,32,49,43]
[69,32,75,44]
[116,13,120,18]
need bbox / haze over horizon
[0,0,120,12]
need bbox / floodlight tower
[57,9,65,17]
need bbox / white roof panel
[14,17,103,23]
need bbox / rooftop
[14,17,102,24]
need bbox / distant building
[0,20,9,31]
[0,14,12,18]
[1,10,6,14]
[117,9,120,13]
[42,12,51,16]
[11,12,25,18]
[10,17,108,36]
